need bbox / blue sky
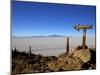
[12,1,96,36]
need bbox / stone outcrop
[12,47,96,74]
[73,49,91,63]
[48,53,83,71]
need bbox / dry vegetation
[12,46,96,75]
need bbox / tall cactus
[66,37,69,53]
[74,24,93,50]
[29,46,31,56]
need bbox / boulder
[48,53,83,71]
[73,49,91,63]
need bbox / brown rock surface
[73,49,91,63]
[48,53,83,71]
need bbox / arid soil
[12,46,96,75]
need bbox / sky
[12,1,96,36]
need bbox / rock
[91,64,96,69]
[76,45,88,50]
[48,53,83,71]
[48,61,60,71]
[47,56,58,61]
[58,54,83,70]
[12,48,94,74]
[34,54,42,61]
[89,50,96,64]
[73,49,91,63]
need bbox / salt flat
[12,36,95,56]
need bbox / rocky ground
[12,46,96,75]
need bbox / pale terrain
[12,36,95,56]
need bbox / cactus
[29,46,31,56]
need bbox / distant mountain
[12,34,66,38]
[48,34,65,37]
[12,36,18,38]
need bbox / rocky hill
[12,46,96,75]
